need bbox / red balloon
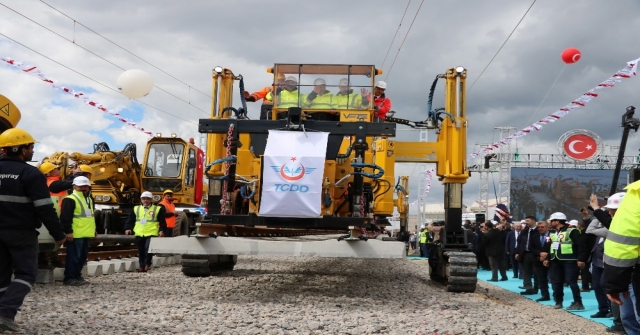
[561,47,581,64]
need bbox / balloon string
[522,63,567,128]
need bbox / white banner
[259,130,328,217]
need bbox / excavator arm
[44,143,142,204]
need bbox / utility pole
[416,129,428,224]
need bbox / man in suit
[516,215,542,295]
[505,221,523,279]
[482,221,508,282]
[534,221,553,301]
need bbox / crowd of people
[463,196,640,334]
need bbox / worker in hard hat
[362,81,392,122]
[0,128,66,332]
[59,176,96,286]
[267,76,302,119]
[38,162,68,268]
[333,78,365,110]
[39,162,66,215]
[159,189,180,237]
[124,191,167,272]
[48,164,93,195]
[243,73,286,120]
[304,78,335,121]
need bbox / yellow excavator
[150,64,476,292]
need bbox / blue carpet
[477,269,613,327]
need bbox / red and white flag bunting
[469,56,640,159]
[1,57,154,136]
[410,168,435,206]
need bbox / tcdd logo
[270,157,317,192]
[270,157,317,181]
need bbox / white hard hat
[338,78,350,86]
[568,219,578,226]
[285,76,297,83]
[548,212,567,221]
[313,78,326,85]
[375,81,387,89]
[140,191,153,199]
[420,225,425,229]
[606,192,625,209]
[72,176,91,186]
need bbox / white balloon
[117,69,154,99]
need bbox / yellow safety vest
[269,89,302,109]
[65,190,96,238]
[549,227,577,260]
[419,231,428,243]
[133,204,161,237]
[303,91,334,109]
[333,91,363,109]
[604,181,640,268]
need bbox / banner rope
[2,57,154,136]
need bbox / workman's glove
[307,91,318,101]
[276,87,283,95]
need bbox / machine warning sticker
[0,103,8,116]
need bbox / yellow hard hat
[276,73,285,80]
[0,128,37,148]
[38,162,58,175]
[163,189,174,195]
[78,164,92,174]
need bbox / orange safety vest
[159,199,176,228]
[47,176,67,215]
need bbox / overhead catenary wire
[521,63,567,128]
[39,0,212,100]
[380,0,412,69]
[0,31,198,125]
[384,0,425,81]
[466,0,537,93]
[1,3,209,116]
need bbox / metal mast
[496,127,517,206]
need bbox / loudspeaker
[475,213,485,224]
[631,168,640,183]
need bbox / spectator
[535,221,552,302]
[482,221,508,282]
[517,215,541,295]
[505,221,522,279]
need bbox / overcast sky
[2,0,640,216]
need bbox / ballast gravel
[9,256,607,335]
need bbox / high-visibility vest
[419,231,428,243]
[64,190,96,238]
[47,176,66,216]
[133,204,161,237]
[304,91,334,109]
[268,89,302,108]
[159,199,176,229]
[604,180,640,268]
[333,91,363,109]
[549,227,577,260]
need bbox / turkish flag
[563,134,598,160]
